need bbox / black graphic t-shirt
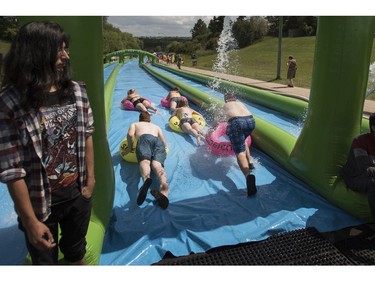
[39,91,80,204]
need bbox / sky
[108,16,223,37]
[2,1,369,38]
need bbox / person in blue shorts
[219,93,256,196]
[123,112,169,209]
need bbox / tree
[0,16,19,41]
[191,19,208,39]
[266,16,317,37]
[102,17,141,53]
[208,16,225,37]
[231,16,268,48]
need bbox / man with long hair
[0,21,95,265]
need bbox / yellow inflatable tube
[120,138,169,163]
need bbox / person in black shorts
[123,112,169,209]
[121,88,158,113]
[169,99,206,146]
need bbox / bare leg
[139,159,151,181]
[170,101,177,112]
[237,151,257,195]
[236,152,250,178]
[135,103,148,113]
[150,160,169,209]
[151,160,169,198]
[137,160,153,205]
[245,141,254,169]
[143,101,158,113]
[182,123,200,145]
[192,123,206,137]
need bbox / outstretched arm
[124,123,136,155]
[83,135,95,199]
[169,110,177,121]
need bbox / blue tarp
[99,61,363,265]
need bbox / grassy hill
[2,36,375,98]
[0,40,10,57]
[186,36,375,92]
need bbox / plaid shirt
[0,81,94,222]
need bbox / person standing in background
[287,55,297,87]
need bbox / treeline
[0,16,143,54]
[142,16,317,55]
[0,16,317,55]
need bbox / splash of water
[366,61,375,97]
[209,17,239,92]
[205,17,240,123]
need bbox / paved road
[167,64,375,118]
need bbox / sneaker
[246,174,257,196]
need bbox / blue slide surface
[99,60,363,265]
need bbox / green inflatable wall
[142,16,375,222]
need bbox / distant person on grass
[287,55,297,87]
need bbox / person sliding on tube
[170,99,206,146]
[122,88,158,114]
[165,87,184,112]
[216,93,256,196]
[123,112,169,209]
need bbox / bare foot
[161,183,169,198]
[197,134,201,146]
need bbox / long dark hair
[1,21,73,110]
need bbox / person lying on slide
[123,112,169,209]
[217,93,256,196]
[169,99,206,146]
[165,87,184,112]
[121,88,158,113]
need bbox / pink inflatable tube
[160,96,188,108]
[121,98,152,111]
[205,122,252,156]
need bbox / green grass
[185,36,375,93]
[0,40,10,56]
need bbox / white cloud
[108,16,214,37]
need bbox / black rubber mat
[333,230,375,265]
[154,227,355,265]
